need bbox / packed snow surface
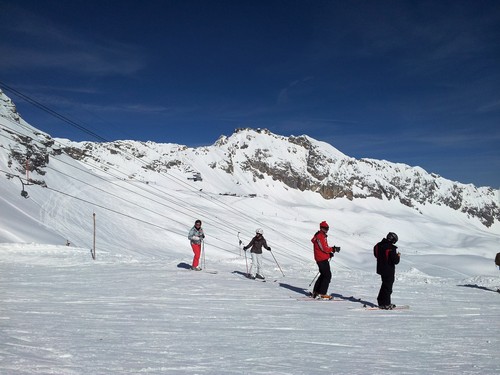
[1,183,499,374]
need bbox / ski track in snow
[1,247,499,375]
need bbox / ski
[243,275,266,282]
[176,262,217,273]
[295,296,344,302]
[360,305,410,310]
[249,275,266,282]
[232,271,266,282]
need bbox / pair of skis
[296,295,410,310]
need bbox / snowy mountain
[1,85,499,263]
[59,128,500,227]
[1,89,499,374]
[1,88,498,232]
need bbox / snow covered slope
[1,88,499,374]
[1,243,499,374]
[0,87,499,264]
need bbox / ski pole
[244,248,249,276]
[202,240,206,270]
[308,256,333,287]
[270,250,285,277]
[308,271,320,287]
[237,232,242,257]
[240,233,249,275]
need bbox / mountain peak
[0,89,21,123]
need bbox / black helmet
[386,232,398,244]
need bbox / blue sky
[1,0,499,188]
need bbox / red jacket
[311,230,333,262]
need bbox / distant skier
[311,221,340,299]
[243,228,271,280]
[374,232,401,309]
[188,219,205,271]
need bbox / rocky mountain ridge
[1,89,498,227]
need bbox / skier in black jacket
[243,228,271,280]
[374,232,400,309]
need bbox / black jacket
[374,238,400,276]
[244,236,270,254]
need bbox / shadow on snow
[457,284,500,293]
[177,262,192,270]
[278,282,377,307]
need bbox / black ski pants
[313,259,332,295]
[377,273,395,306]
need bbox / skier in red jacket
[188,219,205,270]
[311,221,340,299]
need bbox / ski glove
[239,240,243,245]
[192,236,200,241]
[329,252,335,258]
[267,247,271,251]
[333,246,341,253]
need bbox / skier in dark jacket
[374,232,400,309]
[311,221,340,299]
[243,228,271,280]
[495,252,500,268]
